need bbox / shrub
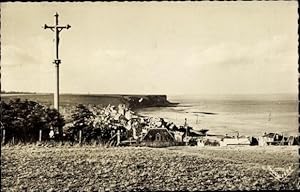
[0,99,65,143]
[66,104,133,144]
[65,104,95,143]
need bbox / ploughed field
[1,145,299,191]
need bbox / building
[182,129,209,146]
[219,137,251,146]
[258,133,284,146]
[287,135,299,145]
[140,128,176,147]
[173,131,184,142]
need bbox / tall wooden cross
[44,12,71,112]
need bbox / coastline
[0,93,178,109]
[1,93,297,139]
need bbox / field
[1,145,299,191]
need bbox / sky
[1,2,298,95]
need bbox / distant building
[182,128,208,139]
[220,137,251,146]
[286,135,299,145]
[181,128,209,146]
[258,133,284,146]
[141,128,175,147]
[173,131,184,142]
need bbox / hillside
[0,93,178,110]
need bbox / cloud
[1,3,297,95]
[1,45,40,67]
[195,34,295,70]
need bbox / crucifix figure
[44,12,71,113]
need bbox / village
[118,118,300,148]
[1,98,298,148]
[60,103,299,148]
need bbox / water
[136,94,298,137]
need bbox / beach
[136,94,298,137]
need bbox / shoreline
[1,93,297,144]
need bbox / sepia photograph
[1,1,299,191]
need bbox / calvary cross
[44,12,71,112]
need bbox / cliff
[1,93,178,110]
[123,95,178,109]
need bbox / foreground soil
[1,145,299,191]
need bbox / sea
[136,94,298,137]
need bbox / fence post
[79,130,82,144]
[39,129,42,142]
[117,129,120,146]
[12,136,15,145]
[2,129,5,144]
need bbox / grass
[1,145,299,191]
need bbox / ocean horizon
[137,93,298,137]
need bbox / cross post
[44,12,71,139]
[44,12,70,111]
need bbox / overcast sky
[1,2,298,95]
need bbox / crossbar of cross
[44,12,71,61]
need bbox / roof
[142,128,175,142]
[262,133,280,138]
[189,129,207,136]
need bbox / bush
[188,137,198,146]
[66,104,132,144]
[0,99,65,143]
[65,104,94,143]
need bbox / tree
[0,99,65,143]
[66,104,132,144]
[67,104,94,143]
